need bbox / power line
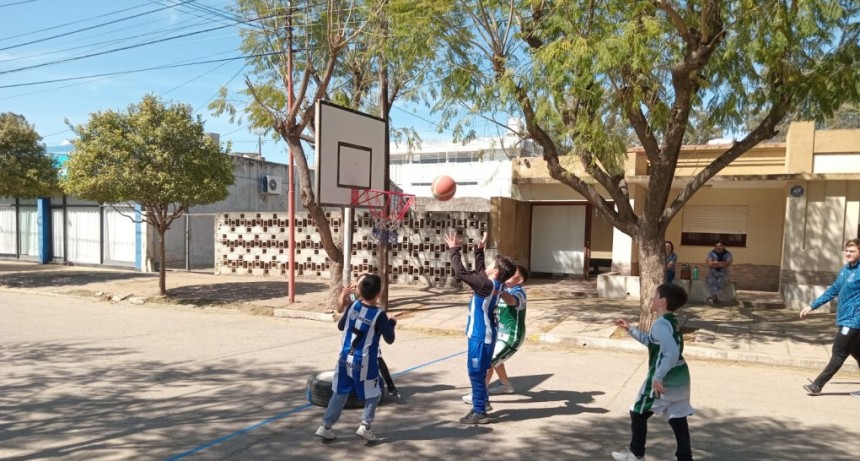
[1,23,237,76]
[161,60,232,96]
[0,2,150,43]
[0,0,200,52]
[0,10,287,76]
[153,0,243,26]
[0,51,281,89]
[0,0,37,8]
[194,63,246,113]
[1,15,214,64]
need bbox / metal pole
[287,5,296,303]
[343,207,353,287]
[185,214,190,271]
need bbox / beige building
[497,122,860,310]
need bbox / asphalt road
[1,291,858,461]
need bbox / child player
[315,274,396,443]
[445,230,515,424]
[488,264,529,393]
[462,264,529,406]
[338,274,399,398]
[612,283,695,461]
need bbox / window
[680,205,748,247]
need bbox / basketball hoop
[351,189,415,244]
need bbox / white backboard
[314,101,388,207]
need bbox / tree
[820,102,860,130]
[213,0,445,308]
[0,112,58,198]
[426,0,860,329]
[62,95,234,296]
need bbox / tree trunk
[157,227,167,296]
[637,236,665,331]
[328,260,344,311]
[283,136,344,311]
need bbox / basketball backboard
[314,100,388,207]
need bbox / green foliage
[213,0,448,144]
[432,0,859,189]
[0,112,58,198]
[62,95,234,210]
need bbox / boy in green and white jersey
[487,264,529,394]
[612,283,694,461]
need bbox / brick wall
[676,262,780,292]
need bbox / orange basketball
[431,175,457,201]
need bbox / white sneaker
[488,383,515,394]
[460,393,491,411]
[611,449,644,461]
[356,423,376,442]
[315,425,336,440]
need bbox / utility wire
[0,0,200,52]
[156,0,242,26]
[0,13,284,76]
[1,15,213,64]
[0,52,281,89]
[0,2,150,42]
[160,60,232,96]
[194,63,246,113]
[0,0,37,8]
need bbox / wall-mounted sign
[790,185,804,198]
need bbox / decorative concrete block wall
[215,210,490,287]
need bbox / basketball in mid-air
[431,175,457,201]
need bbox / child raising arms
[445,230,515,424]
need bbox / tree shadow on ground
[166,280,328,304]
[0,268,149,289]
[4,338,858,461]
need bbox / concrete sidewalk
[0,261,839,371]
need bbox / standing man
[705,241,733,307]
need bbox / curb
[538,332,828,370]
[2,287,827,371]
[274,308,335,322]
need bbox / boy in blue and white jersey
[315,274,396,443]
[445,230,515,425]
[462,264,530,405]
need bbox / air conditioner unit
[263,175,283,195]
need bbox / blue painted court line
[165,350,466,460]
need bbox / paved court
[2,291,859,461]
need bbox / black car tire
[306,371,385,409]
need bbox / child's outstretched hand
[444,230,461,249]
[614,319,630,331]
[477,232,487,250]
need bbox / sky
[0,0,460,165]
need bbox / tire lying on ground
[306,371,386,409]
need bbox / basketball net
[351,189,415,244]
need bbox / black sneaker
[459,410,489,424]
[803,383,821,396]
[706,297,716,307]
